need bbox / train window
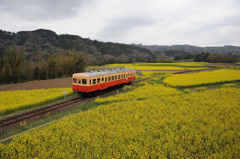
[102,77,104,82]
[89,80,91,85]
[128,73,130,77]
[97,78,100,83]
[118,75,120,79]
[115,75,117,80]
[105,77,107,82]
[73,78,77,83]
[108,76,111,81]
[121,74,123,78]
[93,79,96,84]
[111,76,114,80]
[124,74,126,78]
[82,79,87,85]
[78,79,81,84]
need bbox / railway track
[0,97,82,129]
[0,78,150,133]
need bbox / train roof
[73,68,136,78]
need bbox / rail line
[0,78,149,134]
[0,97,81,128]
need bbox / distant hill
[1,28,240,63]
[1,28,239,84]
[135,44,240,55]
[0,29,155,64]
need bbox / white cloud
[0,0,239,46]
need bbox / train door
[100,77,105,90]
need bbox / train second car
[72,68,136,96]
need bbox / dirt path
[138,70,183,71]
[188,81,240,92]
[173,68,219,74]
[137,68,218,74]
[137,65,209,68]
[0,78,72,91]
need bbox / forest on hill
[0,29,155,65]
[0,29,155,84]
[0,47,84,84]
[1,28,240,84]
[136,44,240,55]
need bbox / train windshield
[73,78,77,83]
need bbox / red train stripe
[73,76,135,93]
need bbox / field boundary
[164,79,240,88]
[0,78,72,91]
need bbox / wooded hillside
[0,29,155,65]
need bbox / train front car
[72,68,136,96]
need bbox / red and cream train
[72,68,136,96]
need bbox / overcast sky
[0,0,240,46]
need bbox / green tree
[47,56,57,78]
[73,53,84,74]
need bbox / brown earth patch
[0,78,72,91]
[173,68,219,74]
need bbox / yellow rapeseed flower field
[124,65,185,71]
[0,88,73,116]
[105,62,208,67]
[1,78,239,158]
[163,69,240,88]
[136,71,176,80]
[106,64,186,71]
[105,63,210,71]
